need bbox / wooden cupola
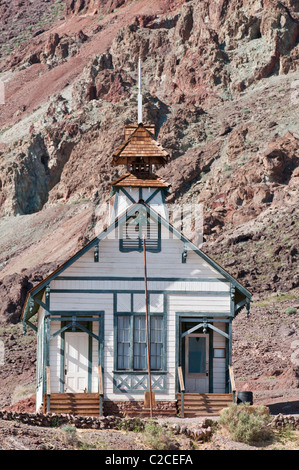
[111,122,169,175]
[109,58,171,222]
[111,58,169,179]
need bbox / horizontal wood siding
[59,230,224,280]
[213,322,227,393]
[36,311,45,412]
[50,320,61,394]
[52,279,230,293]
[92,320,99,393]
[46,228,231,402]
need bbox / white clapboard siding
[36,310,45,412]
[167,294,230,313]
[49,320,61,394]
[44,213,233,402]
[52,279,230,293]
[115,189,169,220]
[114,192,134,218]
[61,237,225,281]
[92,321,99,393]
[213,322,227,393]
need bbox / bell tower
[110,58,171,222]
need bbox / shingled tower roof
[110,122,170,189]
[111,123,169,167]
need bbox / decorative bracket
[45,285,50,307]
[71,315,77,332]
[246,299,250,316]
[94,243,99,262]
[230,285,235,302]
[182,244,188,263]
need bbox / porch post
[229,285,235,398]
[45,286,51,412]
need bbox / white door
[64,332,89,393]
[185,334,209,393]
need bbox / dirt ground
[0,413,298,451]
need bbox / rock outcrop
[0,0,298,319]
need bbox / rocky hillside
[0,0,298,407]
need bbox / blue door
[185,334,209,393]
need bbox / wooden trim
[120,188,136,204]
[145,188,161,204]
[22,200,250,324]
[55,276,229,283]
[213,348,226,358]
[50,288,231,296]
[229,365,236,393]
[98,365,103,395]
[46,366,51,395]
[46,365,51,413]
[113,292,167,393]
[178,366,185,393]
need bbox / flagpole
[143,233,153,418]
[138,56,143,124]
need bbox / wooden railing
[98,365,104,416]
[229,365,236,403]
[178,366,185,417]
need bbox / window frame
[119,210,161,253]
[116,313,165,372]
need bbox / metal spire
[138,57,143,124]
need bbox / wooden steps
[124,409,178,417]
[46,393,100,416]
[44,393,233,417]
[177,393,233,417]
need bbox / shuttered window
[119,209,161,253]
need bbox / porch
[43,364,235,417]
[43,392,233,417]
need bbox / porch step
[177,393,233,417]
[46,393,100,416]
[124,409,178,417]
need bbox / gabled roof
[111,123,169,166]
[110,172,171,188]
[21,201,251,326]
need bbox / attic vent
[120,209,161,253]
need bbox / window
[117,315,164,371]
[188,336,206,374]
[119,208,161,253]
[150,316,163,370]
[134,316,146,369]
[117,316,130,369]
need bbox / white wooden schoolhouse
[21,68,251,416]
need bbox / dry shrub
[219,403,273,445]
[142,421,173,450]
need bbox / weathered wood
[48,393,100,416]
[178,366,185,393]
[46,366,51,395]
[98,365,103,396]
[176,393,233,416]
[229,366,236,392]
[144,391,156,409]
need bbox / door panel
[185,334,209,393]
[65,332,89,392]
